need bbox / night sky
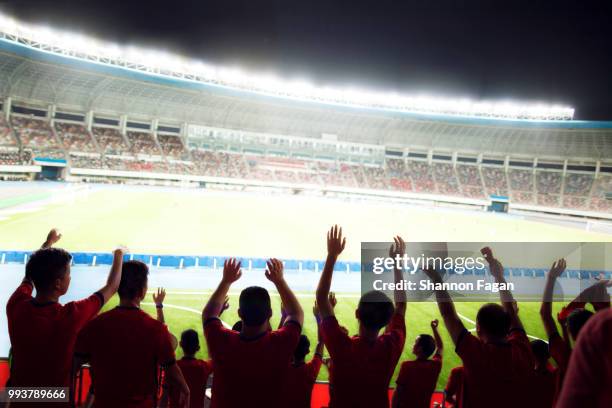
[1,0,611,120]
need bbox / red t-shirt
[321,313,406,408]
[444,366,464,408]
[203,317,301,408]
[168,357,213,408]
[455,328,534,408]
[557,308,612,408]
[530,364,558,408]
[395,354,442,408]
[74,306,176,408]
[6,281,103,387]
[281,354,323,408]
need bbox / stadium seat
[159,256,181,268]
[72,253,94,265]
[534,269,545,278]
[284,259,299,271]
[568,270,579,279]
[579,271,591,280]
[182,256,197,268]
[348,262,361,273]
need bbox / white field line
[458,312,544,341]
[140,302,232,329]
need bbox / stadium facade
[0,16,610,219]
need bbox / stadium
[0,8,611,408]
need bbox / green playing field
[1,184,609,389]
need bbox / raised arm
[431,319,444,357]
[481,247,523,331]
[316,225,346,319]
[153,287,167,323]
[423,267,466,344]
[389,236,407,317]
[96,248,125,304]
[540,259,566,338]
[266,258,304,326]
[41,228,62,249]
[203,258,241,321]
[312,293,335,356]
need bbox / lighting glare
[0,12,575,120]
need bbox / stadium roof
[0,13,611,161]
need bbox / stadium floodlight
[0,11,575,121]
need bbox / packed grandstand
[0,14,610,219]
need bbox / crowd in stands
[433,163,462,195]
[508,169,534,192]
[55,122,97,153]
[0,116,17,147]
[407,161,436,193]
[158,134,190,160]
[564,173,593,196]
[11,116,65,159]
[92,127,130,156]
[5,228,611,408]
[537,171,563,194]
[481,166,508,196]
[127,131,162,156]
[0,149,31,166]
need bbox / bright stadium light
[0,11,575,120]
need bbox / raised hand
[42,228,62,248]
[481,247,504,281]
[329,292,337,309]
[423,267,443,284]
[431,319,439,329]
[389,236,406,258]
[153,287,166,305]
[220,296,230,315]
[265,258,285,285]
[327,225,346,258]
[222,258,242,284]
[549,259,567,279]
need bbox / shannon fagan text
[372,279,514,293]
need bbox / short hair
[357,291,394,331]
[476,303,511,338]
[26,248,72,291]
[232,320,243,332]
[118,261,149,300]
[567,309,593,340]
[416,334,436,358]
[294,335,310,361]
[180,329,200,355]
[239,286,271,326]
[531,339,550,363]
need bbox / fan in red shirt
[392,319,444,408]
[6,229,124,398]
[540,258,610,400]
[557,307,612,408]
[202,257,304,408]
[280,297,329,408]
[166,329,213,408]
[316,229,407,408]
[529,339,558,408]
[444,366,464,408]
[423,247,534,408]
[74,260,189,408]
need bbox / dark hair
[180,329,200,355]
[416,334,436,358]
[531,339,550,363]
[118,260,149,300]
[567,309,593,340]
[239,286,271,326]
[357,291,394,331]
[476,303,511,338]
[294,335,310,361]
[232,320,243,332]
[26,248,72,291]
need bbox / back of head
[180,329,200,355]
[118,260,149,300]
[232,320,243,332]
[415,334,436,358]
[567,309,593,340]
[476,303,511,339]
[294,335,310,362]
[530,339,550,363]
[357,290,394,331]
[239,286,271,327]
[26,248,72,292]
